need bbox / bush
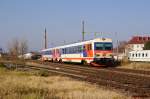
[0,63,5,68]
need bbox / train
[41,38,114,66]
[128,50,150,62]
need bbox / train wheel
[59,59,63,63]
[81,60,87,65]
[55,58,58,62]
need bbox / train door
[87,44,93,57]
[83,44,93,57]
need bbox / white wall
[129,44,144,51]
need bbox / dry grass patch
[119,62,150,71]
[0,68,130,99]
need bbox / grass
[115,57,150,70]
[0,67,130,99]
[120,62,150,70]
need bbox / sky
[0,0,150,51]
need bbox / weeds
[37,69,49,77]
[0,67,130,99]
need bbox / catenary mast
[44,28,47,49]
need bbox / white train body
[128,50,150,62]
[41,38,113,66]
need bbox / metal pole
[44,28,47,49]
[94,32,97,38]
[82,21,85,41]
[115,32,119,60]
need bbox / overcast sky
[0,0,150,51]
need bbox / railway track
[30,61,150,77]
[3,61,150,98]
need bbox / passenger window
[62,49,65,54]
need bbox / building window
[142,53,144,57]
[146,53,148,57]
[132,54,134,57]
[136,54,138,57]
[138,53,141,57]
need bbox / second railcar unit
[41,38,114,66]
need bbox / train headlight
[95,54,100,57]
[96,54,100,56]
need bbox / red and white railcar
[41,38,114,66]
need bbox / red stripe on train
[63,58,93,60]
[94,50,112,53]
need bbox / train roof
[42,38,112,51]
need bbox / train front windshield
[94,42,112,50]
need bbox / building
[125,36,150,56]
[128,50,150,62]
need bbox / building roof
[128,36,150,44]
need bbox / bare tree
[113,41,128,54]
[118,41,128,53]
[19,39,28,56]
[7,38,28,59]
[8,38,20,58]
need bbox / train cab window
[104,43,112,50]
[94,43,104,50]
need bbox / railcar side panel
[41,38,113,66]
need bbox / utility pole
[115,32,119,60]
[44,28,47,49]
[82,20,85,41]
